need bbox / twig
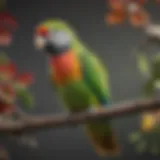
[0,98,160,134]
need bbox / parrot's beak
[34,36,46,50]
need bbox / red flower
[0,11,18,31]
[7,62,17,77]
[16,73,34,86]
[0,103,14,113]
[0,84,16,113]
[0,60,34,86]
[0,62,17,79]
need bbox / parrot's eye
[48,31,71,48]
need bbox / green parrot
[34,19,120,156]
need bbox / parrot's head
[34,19,78,56]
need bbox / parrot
[33,19,120,156]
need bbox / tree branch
[0,98,160,134]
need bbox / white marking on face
[48,31,71,48]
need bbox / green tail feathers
[85,108,120,156]
[84,119,120,156]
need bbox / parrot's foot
[87,106,104,113]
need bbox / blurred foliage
[0,0,6,10]
[129,50,160,154]
[0,53,37,152]
[0,52,35,112]
[105,0,159,28]
[0,0,18,47]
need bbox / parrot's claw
[87,107,102,113]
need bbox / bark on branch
[0,98,160,134]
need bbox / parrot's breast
[49,50,82,85]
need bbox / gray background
[1,0,160,159]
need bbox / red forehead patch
[36,26,48,37]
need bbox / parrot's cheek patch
[34,36,46,50]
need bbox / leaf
[154,80,160,89]
[17,88,35,109]
[153,54,160,62]
[0,52,10,64]
[143,79,155,97]
[150,145,160,155]
[22,93,34,109]
[129,131,141,143]
[135,141,147,153]
[0,0,6,10]
[136,53,150,77]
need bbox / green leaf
[0,52,10,65]
[136,53,150,77]
[17,88,35,109]
[154,80,160,89]
[0,0,6,10]
[129,132,141,143]
[150,145,160,155]
[153,54,160,63]
[135,141,147,153]
[143,79,155,97]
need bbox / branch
[0,98,160,134]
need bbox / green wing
[79,49,111,105]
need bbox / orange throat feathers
[49,50,82,85]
